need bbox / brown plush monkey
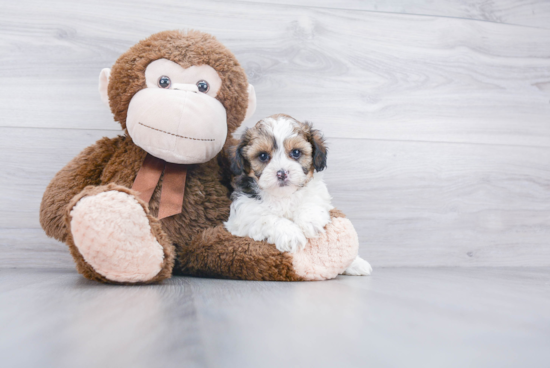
[39,30,359,284]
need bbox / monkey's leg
[65,184,175,284]
[176,209,358,281]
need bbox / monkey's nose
[171,83,199,93]
[277,170,288,181]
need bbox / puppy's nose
[277,170,288,181]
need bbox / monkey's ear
[98,68,111,107]
[244,84,256,121]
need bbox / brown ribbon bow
[132,154,188,219]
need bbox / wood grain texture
[1,0,549,147]
[2,127,549,268]
[327,138,550,267]
[1,267,549,368]
[243,0,550,29]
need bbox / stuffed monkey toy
[39,30,359,284]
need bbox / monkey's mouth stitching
[138,122,215,142]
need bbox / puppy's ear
[307,122,328,172]
[230,129,250,175]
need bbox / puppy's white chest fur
[262,175,332,220]
[224,173,333,253]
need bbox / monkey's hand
[291,210,364,281]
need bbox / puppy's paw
[342,256,372,276]
[295,210,331,239]
[299,220,325,239]
[274,225,307,253]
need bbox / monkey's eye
[258,152,270,162]
[196,80,209,93]
[290,149,302,159]
[158,76,171,89]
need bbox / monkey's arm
[176,209,358,281]
[39,136,121,242]
[175,224,304,281]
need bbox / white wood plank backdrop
[1,0,549,269]
[243,0,550,29]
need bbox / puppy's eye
[158,76,171,89]
[258,152,270,162]
[290,149,302,159]
[196,80,209,93]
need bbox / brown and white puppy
[225,114,372,275]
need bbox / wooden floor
[1,267,549,368]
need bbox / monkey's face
[126,59,227,164]
[99,30,256,165]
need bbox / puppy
[224,114,371,276]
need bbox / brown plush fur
[39,30,306,283]
[40,137,122,243]
[40,133,313,282]
[177,225,304,281]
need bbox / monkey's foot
[291,216,359,281]
[68,185,174,283]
